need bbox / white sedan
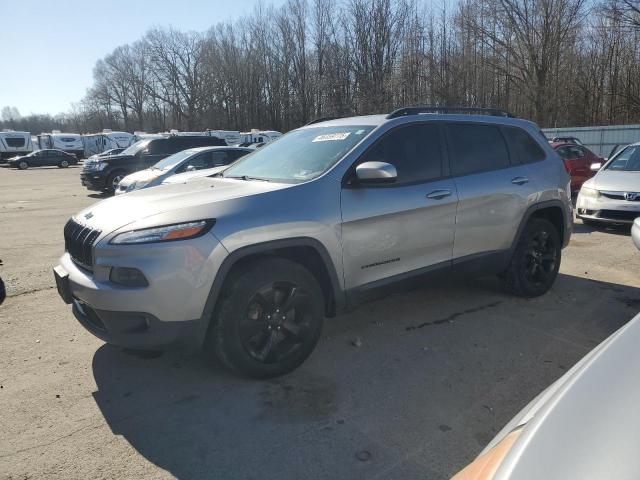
[576,142,640,225]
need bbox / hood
[493,313,640,479]
[590,170,640,191]
[162,166,227,185]
[74,178,290,235]
[120,168,162,185]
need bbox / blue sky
[0,0,285,116]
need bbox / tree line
[3,0,640,134]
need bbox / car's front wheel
[105,171,126,195]
[501,217,561,298]
[209,258,325,378]
[59,159,70,168]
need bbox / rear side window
[503,127,546,164]
[358,124,443,185]
[448,124,509,176]
[148,139,169,154]
[556,145,584,160]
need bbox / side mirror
[355,161,397,184]
[590,162,602,172]
[186,165,197,172]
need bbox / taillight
[562,159,571,174]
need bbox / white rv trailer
[133,131,168,142]
[207,130,242,145]
[157,129,241,145]
[82,130,135,157]
[240,129,282,144]
[0,130,33,161]
[37,132,84,158]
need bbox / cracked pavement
[1,166,639,479]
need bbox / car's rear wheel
[501,218,561,298]
[17,161,28,170]
[209,258,324,378]
[58,159,69,168]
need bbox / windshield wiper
[224,175,270,182]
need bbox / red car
[551,142,603,193]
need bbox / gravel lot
[1,166,639,480]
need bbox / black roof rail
[386,106,514,120]
[304,116,340,126]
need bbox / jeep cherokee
[54,107,573,378]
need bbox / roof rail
[304,116,340,126]
[386,106,514,120]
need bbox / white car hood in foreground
[74,178,290,235]
[162,166,227,185]
[492,313,640,479]
[587,170,640,192]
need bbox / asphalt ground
[1,165,639,479]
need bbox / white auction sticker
[312,132,351,142]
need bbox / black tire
[209,258,325,379]
[501,218,561,298]
[17,161,29,170]
[58,159,70,168]
[105,171,126,194]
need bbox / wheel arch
[195,237,345,349]
[511,200,570,252]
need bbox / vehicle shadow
[573,219,631,236]
[91,273,640,479]
[88,193,109,199]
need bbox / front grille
[599,210,640,221]
[64,219,101,269]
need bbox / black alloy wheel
[241,282,314,364]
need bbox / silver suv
[54,107,573,378]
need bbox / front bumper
[54,232,228,350]
[576,192,640,224]
[80,171,107,191]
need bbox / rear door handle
[511,176,529,185]
[426,189,452,200]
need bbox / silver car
[115,146,251,195]
[160,165,228,185]
[54,107,572,378]
[453,311,640,480]
[576,142,640,225]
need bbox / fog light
[110,267,149,287]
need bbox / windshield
[152,149,198,170]
[222,125,375,183]
[606,145,640,172]
[121,140,150,156]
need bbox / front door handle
[426,189,452,200]
[511,176,529,185]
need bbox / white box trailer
[207,130,242,145]
[0,130,33,161]
[133,131,168,142]
[240,130,282,144]
[83,130,135,157]
[37,132,84,158]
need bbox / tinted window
[358,124,443,185]
[448,124,509,176]
[148,139,169,155]
[228,150,249,161]
[503,127,546,164]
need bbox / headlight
[110,220,215,244]
[579,186,599,199]
[86,161,107,171]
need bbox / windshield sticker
[312,132,351,142]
